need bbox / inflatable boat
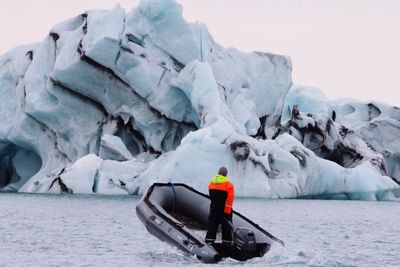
[136,183,284,263]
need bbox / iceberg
[99,134,134,161]
[282,85,400,186]
[0,0,398,200]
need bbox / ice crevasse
[0,0,399,200]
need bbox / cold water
[0,193,398,266]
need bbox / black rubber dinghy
[136,183,284,263]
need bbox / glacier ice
[99,134,133,161]
[282,85,400,186]
[0,0,398,200]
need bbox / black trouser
[205,211,232,244]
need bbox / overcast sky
[1,0,399,106]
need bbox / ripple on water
[0,194,399,267]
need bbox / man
[205,166,235,245]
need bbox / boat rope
[170,183,177,214]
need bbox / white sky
[1,0,400,106]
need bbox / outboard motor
[233,227,257,261]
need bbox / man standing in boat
[205,166,234,245]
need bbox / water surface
[0,193,398,266]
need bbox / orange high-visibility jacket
[208,175,234,214]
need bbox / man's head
[218,166,228,177]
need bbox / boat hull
[136,183,283,263]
